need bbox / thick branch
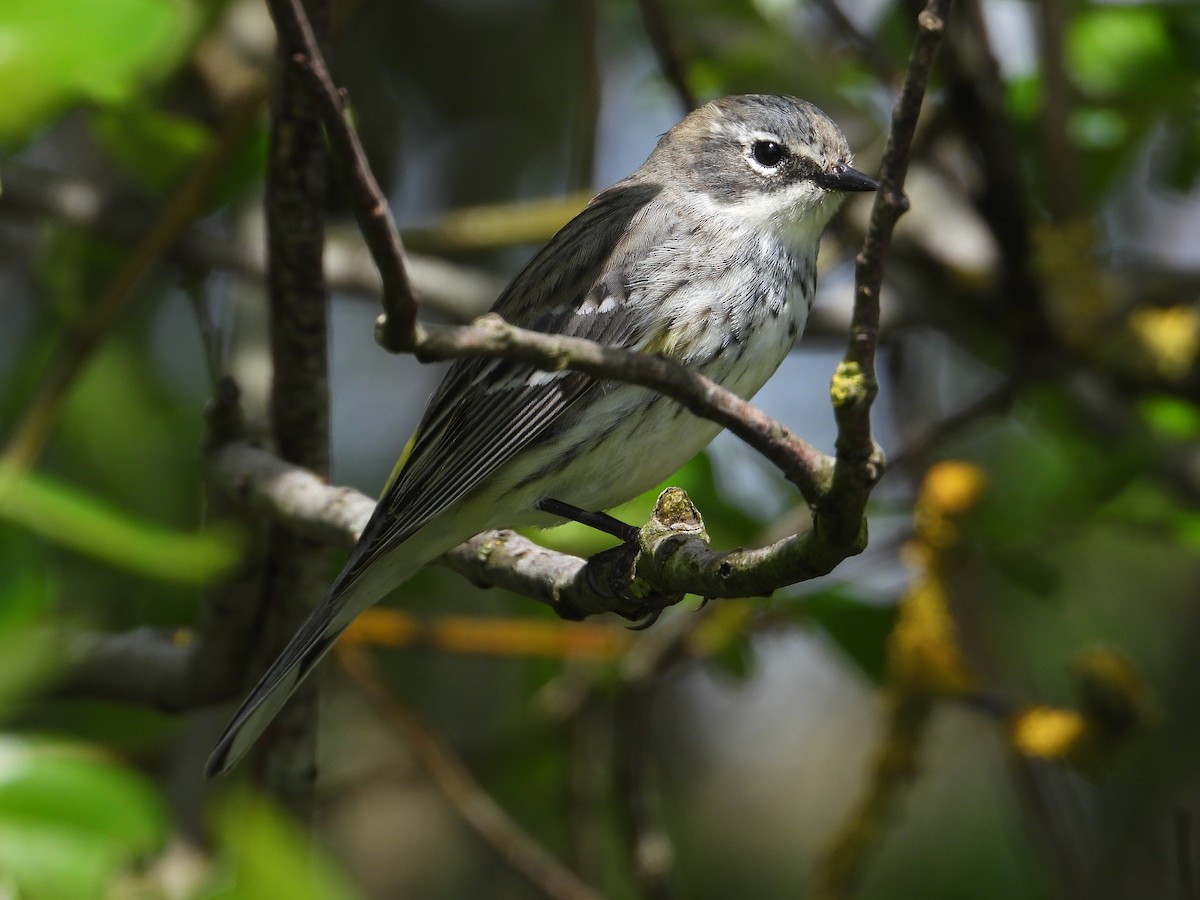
[203,442,862,619]
[258,0,334,820]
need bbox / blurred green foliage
[0,737,167,898]
[0,0,194,144]
[203,791,365,900]
[2,464,242,584]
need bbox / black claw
[626,608,663,631]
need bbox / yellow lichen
[830,361,866,407]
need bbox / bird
[206,93,877,776]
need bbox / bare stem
[269,0,419,349]
[339,647,605,900]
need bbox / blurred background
[2,0,1200,897]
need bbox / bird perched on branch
[208,93,877,776]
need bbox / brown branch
[205,440,372,547]
[269,0,419,351]
[338,647,605,900]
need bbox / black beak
[820,165,879,193]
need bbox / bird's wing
[335,181,676,591]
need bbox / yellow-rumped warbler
[207,94,876,775]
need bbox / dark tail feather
[205,604,340,777]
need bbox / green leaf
[1094,480,1200,553]
[204,791,364,900]
[0,738,167,900]
[1068,106,1130,151]
[1068,7,1174,98]
[968,392,1145,542]
[0,535,61,713]
[0,0,195,144]
[0,466,242,585]
[1140,394,1200,440]
[801,587,897,683]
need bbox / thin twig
[1036,0,1078,222]
[270,0,419,350]
[846,5,945,375]
[812,4,955,896]
[886,378,1019,472]
[813,695,933,900]
[810,0,898,83]
[825,0,951,542]
[338,647,605,900]
[633,0,697,112]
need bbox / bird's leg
[541,493,698,629]
[535,497,640,543]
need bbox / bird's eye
[752,140,786,167]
